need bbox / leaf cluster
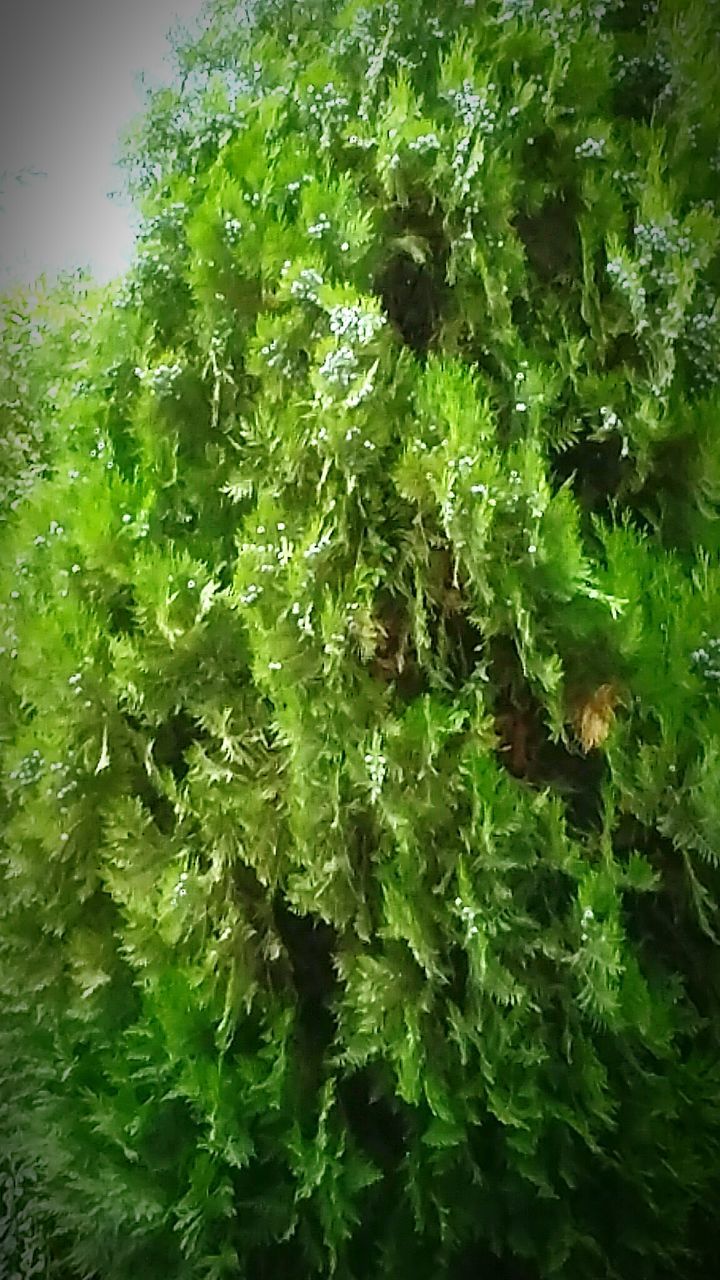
[2,2,720,1277]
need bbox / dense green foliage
[2,0,720,1276]
[0,275,104,530]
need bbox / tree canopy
[2,2,720,1277]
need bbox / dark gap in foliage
[514,193,581,288]
[628,433,709,553]
[521,127,558,171]
[490,637,535,767]
[214,556,234,592]
[489,635,550,782]
[510,294,531,332]
[470,346,514,405]
[40,1230,97,1280]
[603,0,671,123]
[370,589,428,702]
[222,1006,272,1069]
[618,817,720,1017]
[376,251,442,357]
[489,636,607,831]
[273,897,339,1062]
[601,327,645,377]
[340,1095,420,1280]
[245,1238,302,1280]
[441,606,486,688]
[424,545,487,688]
[158,499,198,538]
[631,885,720,1015]
[101,968,143,1029]
[550,433,629,516]
[601,0,657,35]
[648,1213,720,1280]
[445,944,469,1012]
[352,811,384,936]
[229,864,284,983]
[143,789,176,834]
[534,738,608,835]
[457,306,512,388]
[464,1112,520,1215]
[139,274,194,348]
[369,551,486,699]
[137,1096,198,1173]
[611,55,671,124]
[337,1064,409,1174]
[373,198,450,358]
[121,708,208,830]
[91,1231,184,1280]
[61,1032,117,1094]
[452,1241,539,1280]
[107,583,138,635]
[106,370,142,482]
[295,346,311,377]
[151,709,207,783]
[68,893,142,1031]
[612,812,654,860]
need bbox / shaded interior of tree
[373,196,450,358]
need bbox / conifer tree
[2,1,720,1277]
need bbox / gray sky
[0,0,208,288]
